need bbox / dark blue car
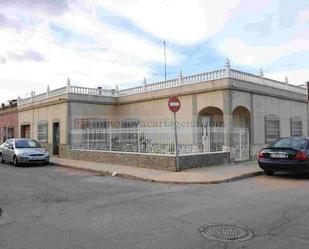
[258,137,309,175]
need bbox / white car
[0,139,49,166]
[0,142,5,156]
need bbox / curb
[50,162,264,185]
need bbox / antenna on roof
[163,41,167,82]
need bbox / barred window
[74,118,108,129]
[291,118,302,137]
[8,127,14,139]
[2,127,7,141]
[265,115,280,143]
[37,122,48,142]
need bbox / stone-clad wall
[179,152,230,170]
[59,145,176,171]
[59,144,230,171]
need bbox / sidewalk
[50,157,263,184]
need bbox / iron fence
[69,126,227,155]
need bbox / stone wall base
[59,145,230,172]
[179,152,230,170]
[59,145,176,171]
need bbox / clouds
[0,55,6,64]
[0,0,69,15]
[219,37,309,66]
[0,0,184,102]
[98,0,241,45]
[7,50,46,62]
[268,68,309,85]
[213,0,309,84]
[0,0,308,102]
[0,13,24,31]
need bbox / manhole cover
[200,224,253,242]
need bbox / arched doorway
[232,106,250,129]
[232,106,250,161]
[198,107,224,152]
[198,106,224,127]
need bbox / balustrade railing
[17,68,307,106]
[230,69,307,94]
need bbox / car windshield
[271,137,307,150]
[15,140,42,149]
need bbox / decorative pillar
[178,69,183,84]
[143,77,147,92]
[67,78,71,93]
[30,91,35,102]
[46,85,50,97]
[115,84,119,96]
[225,58,231,77]
[259,68,264,84]
[284,76,289,90]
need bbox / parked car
[258,137,309,175]
[0,142,5,156]
[0,138,49,166]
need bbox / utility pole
[163,41,167,82]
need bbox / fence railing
[118,69,226,96]
[17,68,307,106]
[230,69,307,94]
[69,126,226,155]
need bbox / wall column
[250,93,255,159]
[223,89,234,161]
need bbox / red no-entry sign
[168,97,181,112]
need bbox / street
[1,163,309,249]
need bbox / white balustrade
[17,68,307,106]
[230,69,307,94]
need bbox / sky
[0,0,309,103]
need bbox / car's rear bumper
[258,159,309,173]
[17,156,50,164]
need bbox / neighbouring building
[11,60,309,171]
[0,100,18,143]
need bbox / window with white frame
[265,115,280,143]
[291,118,302,137]
[37,122,48,142]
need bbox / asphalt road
[1,163,309,249]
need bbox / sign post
[168,97,181,172]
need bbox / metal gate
[201,126,225,152]
[232,128,250,161]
